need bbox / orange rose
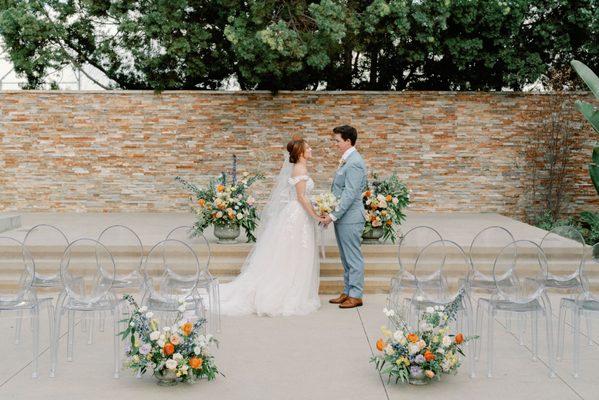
[163,343,175,356]
[181,322,193,336]
[455,333,464,344]
[386,220,393,226]
[407,333,419,343]
[189,357,203,369]
[370,204,378,210]
[424,350,435,362]
[364,190,372,198]
[197,199,206,207]
[376,339,385,352]
[217,185,225,192]
[385,195,392,202]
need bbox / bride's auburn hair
[287,135,306,164]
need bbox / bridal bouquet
[371,292,474,385]
[313,192,339,217]
[176,171,264,242]
[120,295,220,385]
[362,173,410,243]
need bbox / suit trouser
[334,222,365,298]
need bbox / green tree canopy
[0,0,597,91]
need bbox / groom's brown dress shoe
[339,297,363,309]
[329,293,349,304]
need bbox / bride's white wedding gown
[218,174,321,316]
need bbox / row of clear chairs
[387,225,598,379]
[2,224,220,378]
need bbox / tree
[0,0,597,91]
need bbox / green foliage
[1,0,597,91]
[534,210,599,246]
[571,59,599,195]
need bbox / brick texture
[0,90,597,218]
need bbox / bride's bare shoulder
[291,163,308,177]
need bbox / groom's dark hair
[333,125,357,146]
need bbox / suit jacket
[331,150,368,224]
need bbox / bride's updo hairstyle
[287,135,306,164]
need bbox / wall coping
[0,90,592,96]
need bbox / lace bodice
[288,175,314,200]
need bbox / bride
[218,136,326,316]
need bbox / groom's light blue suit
[331,149,367,299]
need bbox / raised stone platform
[0,211,570,294]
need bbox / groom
[322,125,367,309]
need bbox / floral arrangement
[371,292,474,385]
[120,295,220,384]
[176,170,265,242]
[363,173,410,243]
[313,192,339,217]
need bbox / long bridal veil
[239,153,292,274]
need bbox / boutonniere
[338,158,346,169]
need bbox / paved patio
[0,293,596,400]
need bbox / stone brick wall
[0,90,597,218]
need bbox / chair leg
[113,309,120,379]
[67,310,75,361]
[532,310,539,361]
[557,300,567,361]
[475,299,485,361]
[14,309,23,345]
[585,311,593,346]
[30,305,40,378]
[87,314,94,345]
[518,314,526,346]
[487,304,495,378]
[541,294,556,378]
[573,307,581,378]
[50,291,67,378]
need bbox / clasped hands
[316,214,333,228]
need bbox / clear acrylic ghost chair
[94,225,145,339]
[16,224,70,344]
[50,239,120,378]
[387,226,443,322]
[476,240,555,378]
[140,239,206,329]
[409,239,475,377]
[539,225,585,291]
[0,237,54,378]
[466,226,516,357]
[557,243,599,377]
[165,226,219,332]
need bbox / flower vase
[362,227,384,244]
[408,368,430,386]
[213,224,240,244]
[154,369,179,386]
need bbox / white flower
[437,348,445,355]
[425,306,434,313]
[384,345,395,356]
[442,335,452,347]
[165,359,178,370]
[392,197,399,205]
[236,212,244,220]
[180,365,189,374]
[139,306,148,313]
[393,330,404,341]
[163,326,171,332]
[383,307,395,317]
[129,322,135,327]
[178,304,187,313]
[408,343,420,355]
[173,353,183,361]
[398,336,407,345]
[417,339,426,349]
[157,339,166,347]
[193,346,202,355]
[145,312,154,319]
[248,196,255,206]
[150,331,161,341]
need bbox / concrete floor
[1,294,597,400]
